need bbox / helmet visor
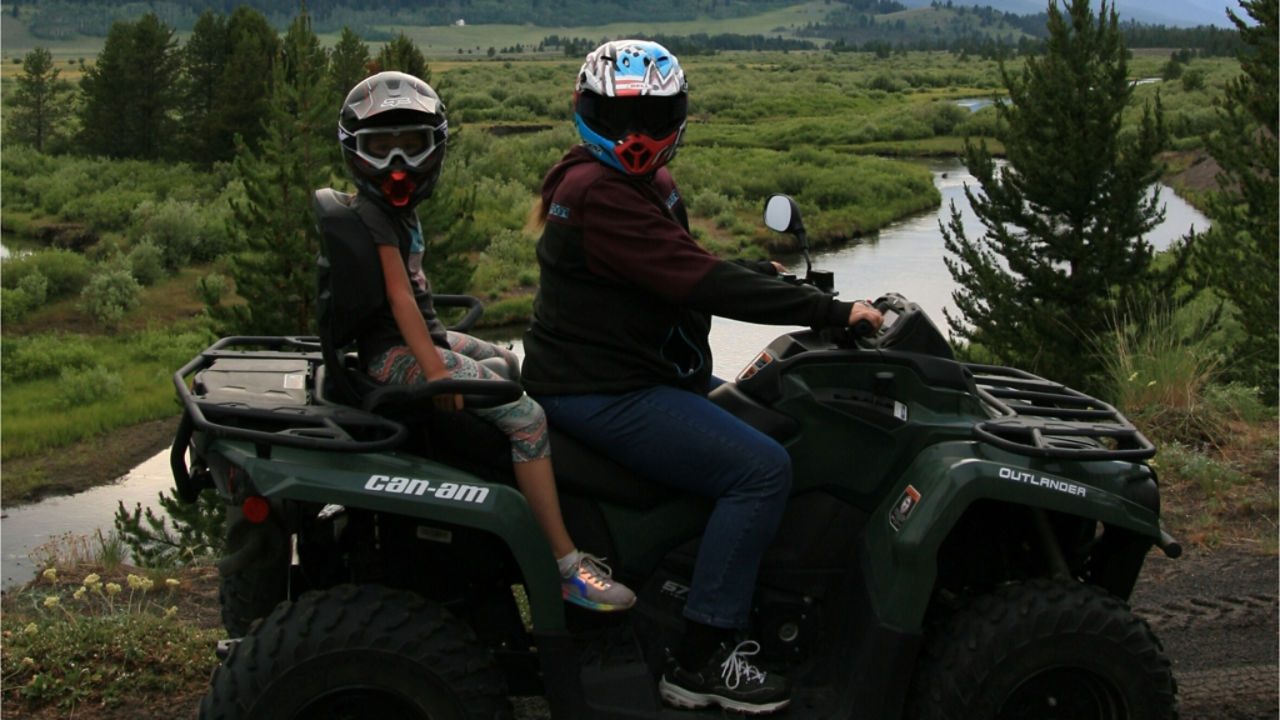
[578,93,687,140]
[351,122,446,170]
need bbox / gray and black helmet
[338,71,448,210]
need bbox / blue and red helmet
[574,40,688,176]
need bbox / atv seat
[312,188,519,478]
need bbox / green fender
[212,440,566,632]
[863,441,1163,630]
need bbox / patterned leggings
[366,331,549,463]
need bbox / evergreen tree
[179,10,229,165]
[330,26,371,100]
[941,0,1172,391]
[374,31,431,82]
[78,13,181,159]
[203,6,279,163]
[5,47,73,152]
[1193,0,1278,400]
[213,8,332,335]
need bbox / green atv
[172,193,1180,719]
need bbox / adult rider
[521,39,883,715]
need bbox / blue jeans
[534,385,792,629]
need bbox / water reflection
[2,451,174,590]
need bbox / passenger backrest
[312,188,386,406]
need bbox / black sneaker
[658,640,791,714]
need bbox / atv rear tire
[218,508,290,637]
[907,578,1177,720]
[199,584,512,720]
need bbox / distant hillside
[896,0,1243,27]
[3,0,1246,60]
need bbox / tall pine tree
[373,32,431,81]
[179,10,228,165]
[214,8,333,335]
[1193,0,1278,400]
[78,13,181,159]
[330,26,371,100]
[202,6,279,164]
[941,0,1174,391]
[6,47,73,152]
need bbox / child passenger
[327,71,635,612]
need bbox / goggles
[347,122,447,170]
[577,92,687,141]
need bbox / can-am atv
[173,192,1180,719]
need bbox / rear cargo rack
[173,336,409,454]
[965,363,1156,461]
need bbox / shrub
[2,334,99,382]
[689,189,735,217]
[127,327,215,367]
[2,249,91,299]
[52,365,125,409]
[18,271,49,306]
[2,287,37,324]
[196,272,230,308]
[3,273,50,324]
[130,199,219,268]
[24,167,93,216]
[127,240,166,286]
[61,190,150,233]
[80,264,141,327]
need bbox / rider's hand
[849,300,883,333]
[426,369,464,411]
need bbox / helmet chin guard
[381,171,417,208]
[612,130,683,176]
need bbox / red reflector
[242,496,270,524]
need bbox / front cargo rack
[965,363,1156,462]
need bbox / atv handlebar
[435,294,485,333]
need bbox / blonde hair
[525,198,548,233]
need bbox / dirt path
[1130,546,1279,720]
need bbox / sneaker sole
[562,588,636,612]
[658,677,790,715]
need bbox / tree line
[14,0,1251,59]
[6,0,1276,399]
[10,7,431,165]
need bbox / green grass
[0,325,213,460]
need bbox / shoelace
[719,640,769,690]
[575,554,614,589]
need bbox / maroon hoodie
[522,146,853,395]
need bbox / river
[0,158,1210,590]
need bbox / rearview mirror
[764,194,802,235]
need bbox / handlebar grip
[851,318,875,337]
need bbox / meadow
[0,45,1248,491]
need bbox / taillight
[242,496,270,523]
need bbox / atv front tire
[199,584,512,720]
[907,578,1177,720]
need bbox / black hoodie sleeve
[577,172,854,331]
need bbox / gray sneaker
[560,553,636,611]
[659,640,791,714]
